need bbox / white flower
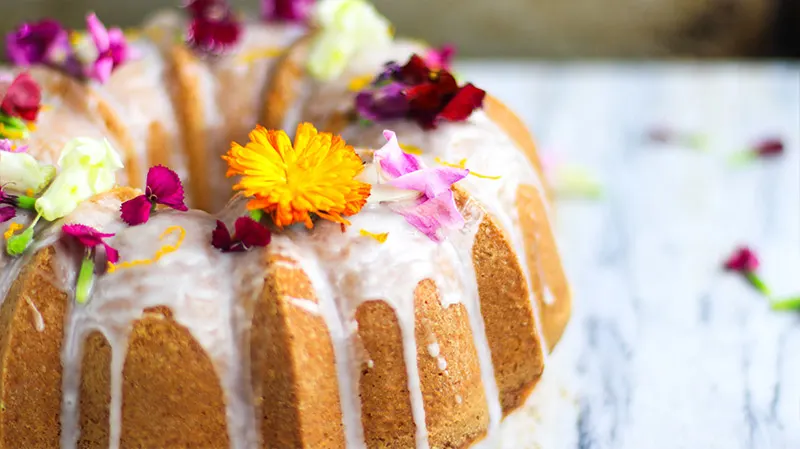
[57,137,124,172]
[34,138,124,221]
[0,151,56,194]
[307,0,392,81]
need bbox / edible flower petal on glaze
[62,223,118,304]
[306,0,392,80]
[5,19,71,67]
[36,137,124,221]
[0,73,42,121]
[0,207,15,223]
[185,0,242,54]
[211,217,271,252]
[0,138,28,153]
[723,246,770,296]
[261,0,315,22]
[121,165,188,226]
[223,122,371,228]
[62,224,119,264]
[85,13,132,83]
[371,130,468,242]
[0,150,56,195]
[356,54,486,129]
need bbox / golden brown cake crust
[252,254,346,448]
[0,248,68,449]
[262,34,314,130]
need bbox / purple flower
[355,82,408,122]
[121,165,188,226]
[85,13,131,84]
[62,223,119,264]
[5,19,71,67]
[0,206,15,223]
[373,130,468,242]
[211,217,271,252]
[261,0,315,22]
[0,139,27,153]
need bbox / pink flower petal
[0,206,15,223]
[375,130,421,178]
[86,13,109,52]
[120,195,153,226]
[62,223,115,249]
[102,242,119,264]
[147,165,188,211]
[391,189,464,243]
[389,166,469,199]
[90,56,114,84]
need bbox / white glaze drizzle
[269,191,485,449]
[55,196,265,449]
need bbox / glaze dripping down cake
[0,0,572,447]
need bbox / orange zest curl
[359,229,388,243]
[107,226,186,273]
[4,223,23,240]
[223,123,372,229]
[434,157,501,180]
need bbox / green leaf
[6,227,34,256]
[745,272,771,296]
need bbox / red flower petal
[0,206,15,223]
[0,73,42,122]
[147,165,188,211]
[754,138,784,158]
[120,195,153,226]
[724,246,760,273]
[398,54,431,85]
[437,83,485,124]
[234,216,271,250]
[211,220,234,252]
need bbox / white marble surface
[457,62,800,449]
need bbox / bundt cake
[0,0,572,448]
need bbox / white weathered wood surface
[457,62,800,449]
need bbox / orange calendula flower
[223,123,372,228]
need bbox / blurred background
[1,0,799,58]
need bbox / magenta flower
[261,0,315,22]
[724,246,760,273]
[0,206,15,223]
[423,45,456,70]
[211,217,271,252]
[5,19,71,67]
[0,72,42,122]
[185,0,242,54]
[373,130,468,242]
[62,223,119,264]
[752,137,784,158]
[85,13,131,84]
[723,246,770,296]
[120,165,188,226]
